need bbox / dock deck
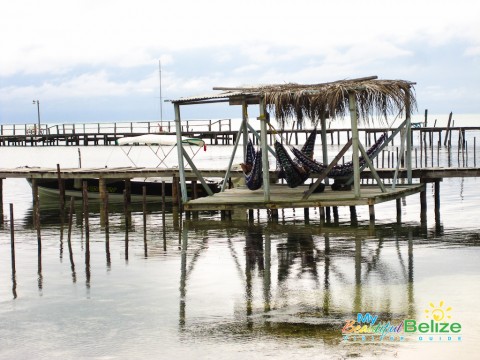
[184,183,425,211]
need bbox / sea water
[0,127,479,359]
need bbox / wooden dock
[0,165,478,224]
[1,166,478,180]
[183,183,425,211]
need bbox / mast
[159,59,163,127]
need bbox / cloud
[1,0,480,122]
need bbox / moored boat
[27,177,220,203]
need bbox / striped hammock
[292,133,387,177]
[275,130,316,188]
[242,140,263,190]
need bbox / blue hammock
[242,140,263,190]
[276,130,316,188]
[292,133,387,177]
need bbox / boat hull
[27,178,219,203]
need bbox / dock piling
[82,181,90,264]
[143,185,148,257]
[10,203,15,275]
[123,189,129,261]
[0,178,4,225]
[67,197,75,272]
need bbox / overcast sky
[1,0,479,124]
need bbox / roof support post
[258,97,270,202]
[348,92,361,198]
[174,103,188,203]
[242,101,249,162]
[405,89,413,184]
[320,112,329,186]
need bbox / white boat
[116,134,206,147]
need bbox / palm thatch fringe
[231,78,417,128]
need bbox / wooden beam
[259,98,270,202]
[348,92,361,198]
[174,103,188,203]
[358,142,386,192]
[302,138,353,200]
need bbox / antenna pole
[159,59,163,126]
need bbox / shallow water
[0,145,480,359]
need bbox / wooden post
[348,92,361,197]
[77,148,82,168]
[406,90,413,184]
[242,101,249,163]
[248,209,254,223]
[31,178,42,256]
[124,189,129,261]
[99,177,107,226]
[420,186,427,223]
[174,103,188,203]
[304,208,309,224]
[333,206,339,223]
[474,137,477,167]
[369,204,375,222]
[161,181,166,235]
[143,186,148,257]
[124,179,131,206]
[259,98,270,202]
[10,203,15,274]
[172,176,178,206]
[192,180,198,200]
[320,113,329,187]
[0,178,3,224]
[82,181,90,264]
[67,197,75,270]
[396,198,402,222]
[349,206,357,224]
[434,180,440,222]
[105,192,111,266]
[57,164,66,218]
[444,112,453,146]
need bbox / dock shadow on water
[1,198,480,359]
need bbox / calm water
[0,144,480,359]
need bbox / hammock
[241,140,263,190]
[275,130,317,188]
[292,133,387,178]
[243,131,317,190]
[275,141,310,188]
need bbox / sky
[0,0,479,125]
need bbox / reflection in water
[178,221,423,341]
[4,189,480,359]
[180,221,415,337]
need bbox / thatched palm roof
[214,76,417,127]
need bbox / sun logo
[424,301,452,322]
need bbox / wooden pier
[1,119,478,148]
[1,165,479,224]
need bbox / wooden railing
[0,119,233,136]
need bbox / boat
[27,177,220,203]
[116,134,206,148]
[27,133,218,203]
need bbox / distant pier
[0,119,478,148]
